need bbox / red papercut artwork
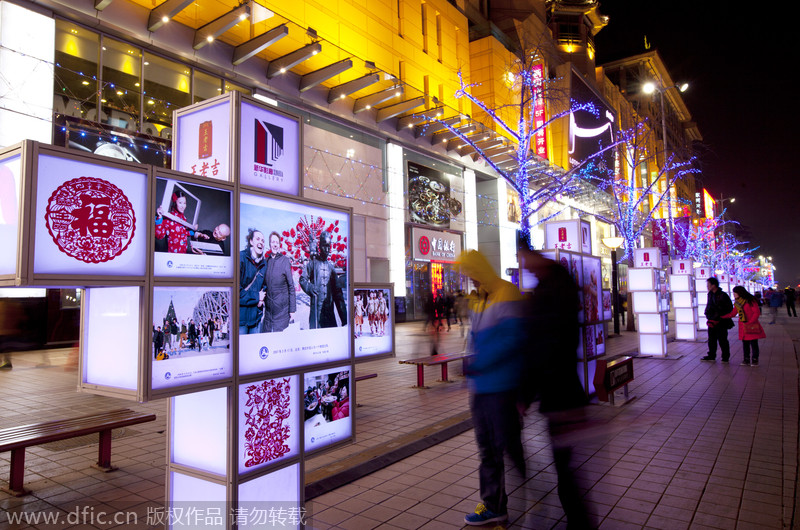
[280,215,348,274]
[44,177,136,263]
[243,377,292,467]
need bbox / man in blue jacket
[457,250,527,526]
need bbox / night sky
[595,1,799,287]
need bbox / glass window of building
[193,70,222,103]
[142,53,190,135]
[100,38,142,131]
[54,20,99,120]
[223,80,251,96]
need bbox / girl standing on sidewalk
[723,286,766,365]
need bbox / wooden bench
[354,373,378,382]
[0,408,157,496]
[399,352,473,388]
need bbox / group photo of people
[353,289,390,338]
[304,370,350,426]
[152,288,231,361]
[239,200,349,336]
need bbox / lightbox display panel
[33,153,148,277]
[602,290,612,321]
[173,97,232,181]
[560,251,583,323]
[639,333,667,356]
[152,286,233,393]
[582,255,602,324]
[0,153,21,277]
[658,270,670,312]
[675,308,695,324]
[633,248,661,268]
[238,374,300,475]
[670,274,691,292]
[633,291,658,313]
[673,292,693,308]
[676,323,697,340]
[544,219,592,254]
[239,99,301,196]
[153,176,233,278]
[672,259,693,275]
[695,265,711,279]
[639,313,668,334]
[577,359,597,396]
[170,387,228,476]
[238,463,301,530]
[238,193,350,375]
[169,471,227,529]
[582,324,605,358]
[629,268,656,291]
[82,286,140,391]
[353,284,393,359]
[303,366,353,453]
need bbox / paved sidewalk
[0,316,798,529]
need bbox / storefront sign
[239,100,300,196]
[532,64,548,159]
[175,98,231,181]
[412,226,461,262]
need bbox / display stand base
[608,386,636,406]
[634,353,684,360]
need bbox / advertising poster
[34,153,147,276]
[354,287,392,358]
[239,100,300,195]
[238,193,350,374]
[151,286,232,391]
[582,256,602,324]
[303,367,352,452]
[602,290,612,321]
[174,98,231,181]
[561,251,584,323]
[238,374,300,474]
[568,71,616,177]
[154,177,233,278]
[407,161,461,228]
[0,154,21,276]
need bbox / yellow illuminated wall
[265,0,470,112]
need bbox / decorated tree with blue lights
[424,48,619,245]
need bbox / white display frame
[302,365,355,456]
[353,282,395,362]
[0,143,26,285]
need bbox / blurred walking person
[457,250,527,526]
[768,288,784,324]
[518,240,593,529]
[784,286,797,317]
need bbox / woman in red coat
[722,286,766,366]
[155,191,205,253]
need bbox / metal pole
[612,248,620,335]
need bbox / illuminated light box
[152,286,233,393]
[695,265,711,279]
[304,366,353,453]
[170,387,228,476]
[632,291,658,313]
[639,313,668,334]
[154,173,234,278]
[577,359,597,396]
[629,268,656,291]
[633,248,661,269]
[239,99,301,196]
[0,152,21,279]
[174,95,232,182]
[670,275,691,292]
[173,92,302,196]
[695,279,707,293]
[639,333,667,356]
[238,463,301,530]
[238,374,300,475]
[544,219,592,254]
[582,256,602,324]
[81,286,141,396]
[582,324,605,358]
[676,323,697,341]
[673,292,693,308]
[353,284,395,360]
[169,471,227,526]
[238,193,351,375]
[602,290,612,321]
[33,148,148,278]
[672,259,693,275]
[676,308,695,324]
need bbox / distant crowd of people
[152,316,228,360]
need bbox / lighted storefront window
[54,20,99,120]
[143,53,191,137]
[194,70,223,103]
[224,80,252,96]
[100,38,142,131]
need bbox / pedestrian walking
[784,286,797,317]
[721,286,766,366]
[701,277,733,362]
[768,288,784,324]
[457,250,527,526]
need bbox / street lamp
[643,80,689,260]
[602,236,624,335]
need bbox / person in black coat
[702,277,734,362]
[260,232,297,333]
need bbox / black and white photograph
[153,177,233,278]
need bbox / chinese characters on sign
[412,227,461,262]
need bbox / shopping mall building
[0,0,699,337]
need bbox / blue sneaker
[464,503,508,526]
